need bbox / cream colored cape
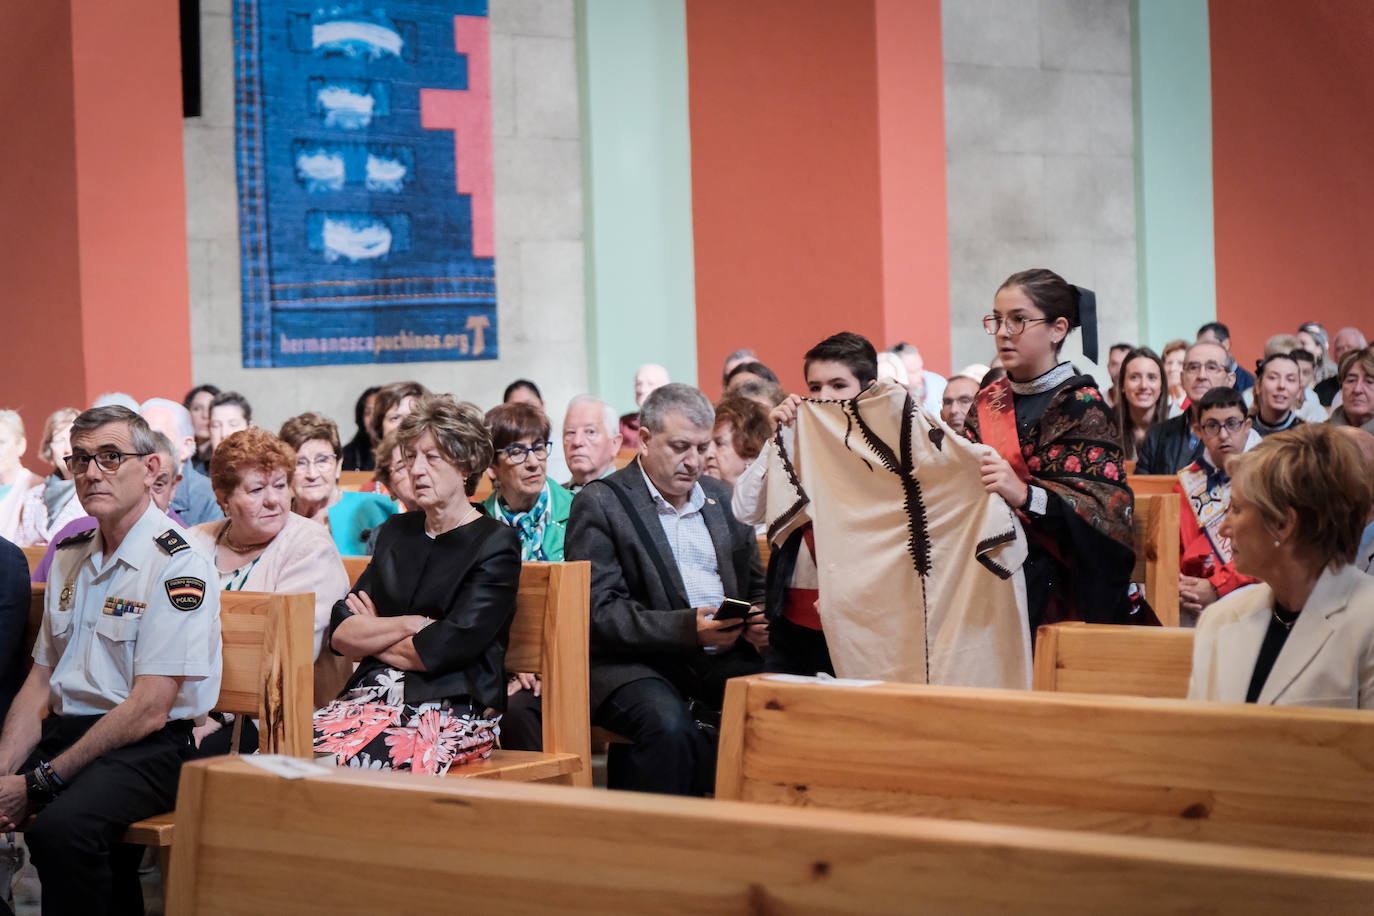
[763,379,1030,688]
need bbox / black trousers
[594,647,762,796]
[765,617,835,677]
[22,715,195,916]
[499,689,543,752]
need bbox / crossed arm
[329,591,427,671]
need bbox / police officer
[0,405,221,915]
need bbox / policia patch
[165,577,207,611]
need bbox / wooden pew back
[1130,473,1178,497]
[167,755,1374,915]
[20,545,45,573]
[25,584,45,680]
[336,471,372,491]
[342,557,592,785]
[1131,493,1180,626]
[1033,621,1194,698]
[215,591,315,757]
[717,675,1374,856]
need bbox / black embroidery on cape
[974,528,1018,580]
[766,427,811,546]
[846,392,931,578]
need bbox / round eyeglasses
[498,441,552,464]
[983,314,1050,336]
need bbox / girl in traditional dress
[966,268,1146,635]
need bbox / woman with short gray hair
[316,395,521,774]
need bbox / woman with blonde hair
[0,410,45,545]
[16,407,82,545]
[1188,424,1374,707]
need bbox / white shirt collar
[638,464,706,515]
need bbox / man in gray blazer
[567,384,764,795]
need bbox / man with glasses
[28,432,186,585]
[1138,340,1248,474]
[1197,322,1254,394]
[1173,388,1257,625]
[0,406,220,914]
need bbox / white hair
[0,409,23,440]
[140,397,195,442]
[875,351,909,385]
[565,394,619,437]
[92,392,141,412]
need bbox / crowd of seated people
[2,280,1372,817]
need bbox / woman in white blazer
[1188,423,1374,708]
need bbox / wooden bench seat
[1033,621,1194,698]
[167,755,1374,914]
[717,674,1374,857]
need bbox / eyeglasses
[65,450,150,474]
[295,454,339,471]
[1199,418,1247,437]
[497,441,552,464]
[1183,361,1228,375]
[982,314,1049,335]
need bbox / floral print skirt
[312,667,500,775]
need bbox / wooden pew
[24,584,45,680]
[615,446,637,469]
[166,755,1374,915]
[1130,473,1178,497]
[1033,621,1194,698]
[120,591,315,866]
[336,470,372,491]
[1132,493,1180,626]
[20,544,45,573]
[341,556,592,787]
[716,675,1374,857]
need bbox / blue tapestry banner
[234,0,496,367]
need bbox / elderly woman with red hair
[190,428,350,719]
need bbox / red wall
[0,2,86,464]
[1211,0,1374,367]
[875,0,949,376]
[686,0,948,397]
[1,1,191,468]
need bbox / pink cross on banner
[420,15,494,258]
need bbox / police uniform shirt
[34,501,222,720]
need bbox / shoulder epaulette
[56,530,95,549]
[155,529,192,556]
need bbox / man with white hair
[1316,327,1369,407]
[562,395,623,494]
[620,363,671,450]
[140,398,223,526]
[889,343,946,414]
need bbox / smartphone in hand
[714,598,753,625]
